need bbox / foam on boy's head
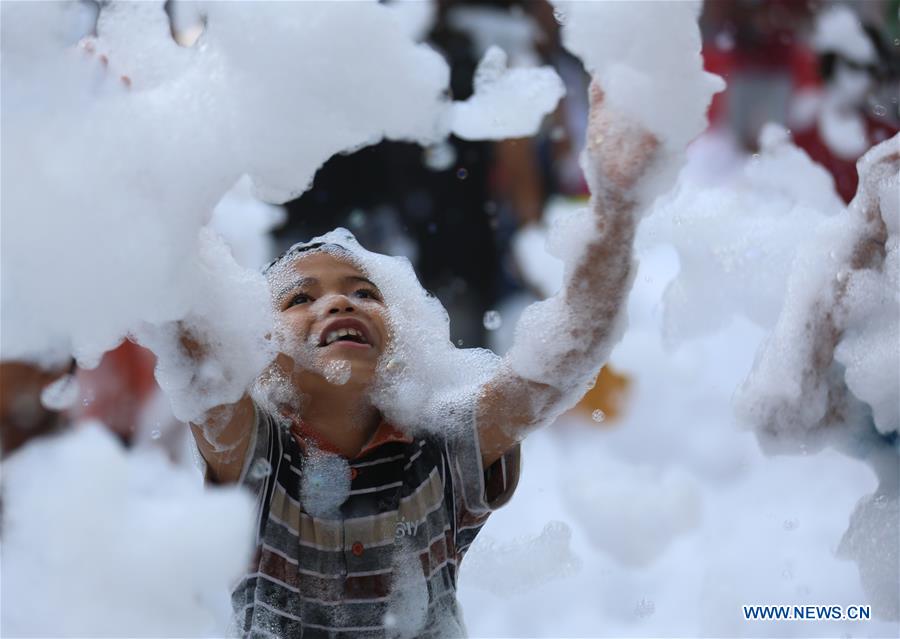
[263,240,358,277]
[262,239,374,312]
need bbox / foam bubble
[300,448,351,519]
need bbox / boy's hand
[78,36,133,88]
[584,80,659,196]
[848,144,898,270]
[177,322,206,361]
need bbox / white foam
[451,46,564,141]
[562,458,702,567]
[646,125,845,345]
[1,1,561,426]
[39,374,80,411]
[462,521,581,595]
[552,0,724,151]
[812,5,877,63]
[735,134,899,446]
[299,448,351,519]
[0,423,255,637]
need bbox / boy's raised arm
[477,82,659,467]
[735,137,899,442]
[179,327,257,484]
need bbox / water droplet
[347,209,366,229]
[383,612,398,629]
[591,409,606,423]
[873,103,887,117]
[423,141,456,171]
[550,125,566,141]
[456,167,468,180]
[715,31,735,51]
[750,153,760,162]
[456,339,464,347]
[150,429,161,440]
[482,310,502,330]
[249,458,272,480]
[553,8,566,25]
[634,598,655,618]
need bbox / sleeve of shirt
[241,403,286,540]
[236,402,276,487]
[197,402,283,541]
[444,400,522,550]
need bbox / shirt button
[350,467,358,480]
[351,541,364,556]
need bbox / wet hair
[262,241,356,276]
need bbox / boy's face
[270,251,389,392]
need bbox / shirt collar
[287,414,413,460]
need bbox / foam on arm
[479,88,657,463]
[735,134,900,450]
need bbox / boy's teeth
[324,327,366,345]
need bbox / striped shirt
[231,401,520,638]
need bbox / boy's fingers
[639,131,660,157]
[78,37,96,54]
[589,78,604,108]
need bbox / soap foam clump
[1,1,561,425]
[1,423,255,637]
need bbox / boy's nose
[326,295,356,315]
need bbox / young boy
[189,83,658,638]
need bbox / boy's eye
[354,288,381,301]
[288,293,311,308]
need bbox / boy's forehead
[290,250,363,276]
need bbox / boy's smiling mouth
[317,318,373,349]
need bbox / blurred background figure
[701,0,818,150]
[0,361,73,458]
[74,341,157,445]
[791,3,900,201]
[700,0,899,200]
